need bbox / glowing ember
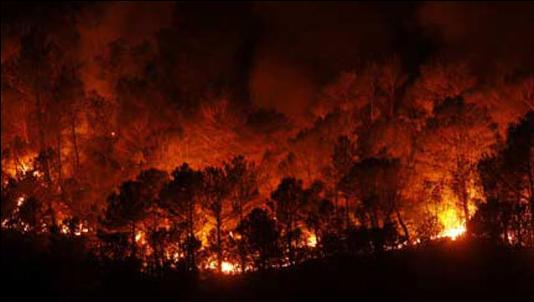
[135,231,145,243]
[16,196,25,207]
[60,224,69,234]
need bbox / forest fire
[2,2,534,301]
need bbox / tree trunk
[70,115,80,174]
[395,205,410,243]
[237,195,247,272]
[187,201,196,272]
[131,222,137,259]
[344,195,350,229]
[216,210,222,273]
[56,130,64,195]
[526,116,533,224]
[461,181,469,231]
[370,207,379,229]
[287,218,293,266]
[36,93,52,185]
[334,183,340,218]
[36,91,56,227]
[457,157,470,232]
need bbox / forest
[1,2,534,301]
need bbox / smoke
[418,2,534,79]
[249,51,315,124]
[76,2,174,96]
[248,2,395,123]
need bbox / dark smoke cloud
[249,2,398,122]
[77,2,174,95]
[418,2,534,79]
[3,1,533,119]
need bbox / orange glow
[3,154,36,177]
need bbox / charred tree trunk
[216,208,222,273]
[56,130,64,196]
[287,218,294,266]
[344,195,350,229]
[36,93,52,185]
[70,114,80,174]
[527,113,534,224]
[237,196,247,272]
[36,91,56,227]
[187,201,196,272]
[460,179,469,232]
[394,205,410,243]
[131,222,137,259]
[260,242,266,271]
[456,157,470,233]
[334,185,339,215]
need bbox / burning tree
[415,98,499,229]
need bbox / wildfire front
[2,2,534,302]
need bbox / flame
[61,224,69,234]
[135,230,146,244]
[16,196,25,207]
[440,225,466,240]
[20,162,31,174]
[207,260,238,274]
[3,154,35,177]
[306,233,317,248]
[221,261,237,274]
[438,207,466,240]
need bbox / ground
[2,232,533,302]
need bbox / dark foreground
[2,231,533,302]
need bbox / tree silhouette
[302,180,333,254]
[340,158,404,251]
[331,135,358,228]
[224,155,259,270]
[104,180,147,258]
[271,177,306,265]
[201,166,231,273]
[224,155,259,221]
[475,112,534,245]
[236,208,279,271]
[159,163,203,272]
